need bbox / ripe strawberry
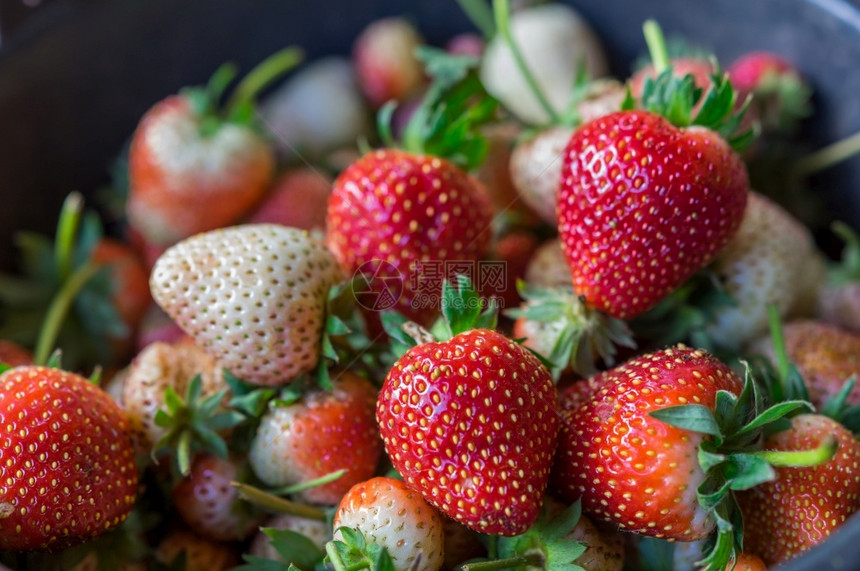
[749,320,860,408]
[553,346,743,541]
[122,339,227,455]
[155,529,240,571]
[704,191,820,349]
[127,49,302,247]
[352,18,426,108]
[736,414,860,565]
[0,366,138,551]
[326,149,493,326]
[727,51,811,133]
[332,477,444,571]
[558,108,749,319]
[246,168,332,232]
[150,224,343,387]
[248,371,382,505]
[510,126,575,225]
[0,339,32,366]
[173,454,262,542]
[377,326,558,536]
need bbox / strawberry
[703,191,821,350]
[127,49,303,247]
[352,18,427,108]
[0,366,138,551]
[727,51,811,133]
[327,149,493,326]
[90,238,151,334]
[377,280,559,536]
[558,107,748,320]
[172,454,262,542]
[472,122,538,224]
[155,529,240,571]
[248,513,331,561]
[246,168,332,232]
[816,222,860,334]
[0,339,32,366]
[331,476,445,571]
[122,339,227,456]
[510,126,575,225]
[553,346,743,543]
[524,239,573,291]
[736,414,860,565]
[248,371,382,505]
[150,224,343,387]
[749,320,860,408]
[724,553,767,571]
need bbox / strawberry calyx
[506,282,635,379]
[464,500,588,571]
[325,527,396,571]
[152,374,244,477]
[0,192,127,371]
[315,279,372,391]
[378,45,499,171]
[236,527,326,571]
[183,47,303,136]
[627,20,756,150]
[649,364,817,571]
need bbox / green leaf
[650,404,722,438]
[456,0,496,38]
[0,363,11,374]
[723,453,776,490]
[698,446,726,473]
[266,528,325,569]
[734,400,812,437]
[542,500,582,542]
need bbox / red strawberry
[0,339,32,366]
[150,224,343,387]
[377,327,559,536]
[246,168,332,232]
[173,454,262,542]
[553,346,743,541]
[248,371,382,505]
[332,476,444,570]
[737,414,860,565]
[352,18,426,108]
[728,52,793,93]
[0,366,138,551]
[127,94,274,246]
[155,529,240,571]
[558,109,748,319]
[326,149,493,326]
[727,51,811,132]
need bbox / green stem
[794,130,860,177]
[492,0,560,124]
[643,20,670,74]
[54,192,84,283]
[766,304,790,384]
[457,553,544,571]
[232,481,326,521]
[325,542,352,571]
[34,262,102,366]
[753,435,838,467]
[269,468,347,495]
[206,62,239,107]
[226,46,304,115]
[177,430,193,476]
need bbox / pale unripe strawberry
[150,224,343,387]
[249,513,331,560]
[173,454,262,542]
[481,4,608,125]
[543,497,625,571]
[353,18,426,108]
[525,239,573,290]
[510,126,574,225]
[705,192,819,349]
[333,477,445,571]
[122,339,226,454]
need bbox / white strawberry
[150,224,343,387]
[249,514,332,561]
[704,191,824,349]
[525,238,573,290]
[510,126,574,225]
[122,339,227,454]
[172,454,262,542]
[332,477,445,571]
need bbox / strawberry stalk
[491,0,560,124]
[642,19,670,74]
[54,192,84,282]
[33,262,102,366]
[456,554,545,570]
[268,468,347,495]
[793,129,860,177]
[752,435,838,466]
[231,481,326,521]
[226,46,304,116]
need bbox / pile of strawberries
[1,2,859,570]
